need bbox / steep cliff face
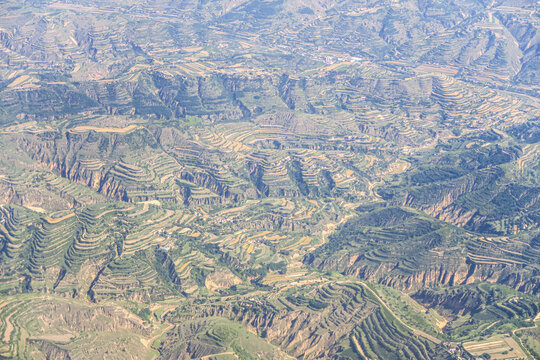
[0,1,538,358]
[305,207,539,295]
[27,340,72,360]
[163,283,379,359]
[413,284,539,321]
[160,281,453,359]
[0,296,154,360]
[35,301,152,335]
[378,143,539,235]
[0,180,78,210]
[179,170,238,202]
[399,167,503,227]
[308,251,539,295]
[358,123,415,146]
[14,132,130,200]
[348,76,433,105]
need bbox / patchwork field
[463,336,526,359]
[0,0,538,358]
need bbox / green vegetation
[0,0,538,358]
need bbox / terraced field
[463,336,526,359]
[0,0,538,358]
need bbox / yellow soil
[246,231,271,241]
[239,41,251,49]
[388,160,410,175]
[33,334,74,342]
[415,64,459,76]
[262,273,294,285]
[468,253,524,265]
[166,226,180,234]
[351,335,369,360]
[282,236,311,251]
[2,313,13,343]
[2,121,38,132]
[266,234,286,243]
[24,205,47,214]
[160,173,175,184]
[491,128,508,138]
[44,213,75,224]
[229,233,243,246]
[219,205,247,215]
[69,124,142,133]
[278,285,293,293]
[365,155,376,167]
[176,261,191,275]
[127,72,141,82]
[181,46,203,53]
[129,64,151,72]
[140,322,174,349]
[137,199,162,206]
[294,208,315,221]
[322,62,352,72]
[435,318,448,329]
[8,75,34,88]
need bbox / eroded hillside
[0,0,538,359]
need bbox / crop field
[463,336,526,359]
[68,125,143,134]
[0,0,538,358]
